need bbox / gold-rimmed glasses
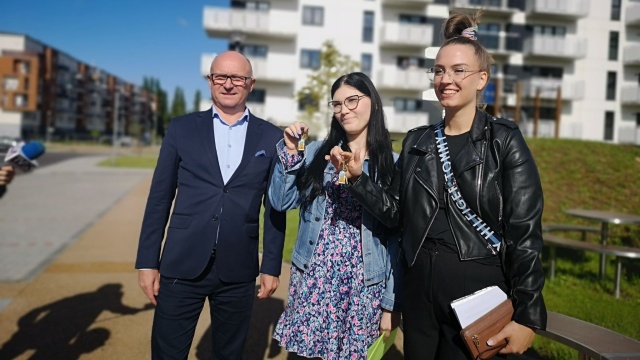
[426,67,481,82]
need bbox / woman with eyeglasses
[328,11,546,360]
[268,72,402,359]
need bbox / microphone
[3,141,46,172]
[0,141,46,198]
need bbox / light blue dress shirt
[212,106,250,184]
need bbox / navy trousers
[151,255,256,360]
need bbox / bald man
[136,51,286,359]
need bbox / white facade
[202,0,640,144]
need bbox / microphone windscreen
[21,141,46,160]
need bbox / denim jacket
[268,139,402,311]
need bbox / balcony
[379,22,434,49]
[376,66,429,92]
[627,2,640,26]
[382,0,433,5]
[203,7,296,40]
[450,0,518,17]
[623,45,640,65]
[519,78,585,101]
[383,107,429,133]
[621,85,640,106]
[525,0,589,19]
[523,35,587,59]
[248,56,295,84]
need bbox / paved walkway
[0,154,405,359]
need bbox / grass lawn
[100,138,640,359]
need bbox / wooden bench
[536,311,640,360]
[542,223,600,240]
[544,234,640,298]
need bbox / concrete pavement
[0,152,404,359]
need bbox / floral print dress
[273,167,384,360]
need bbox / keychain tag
[338,160,348,185]
[297,134,307,151]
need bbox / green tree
[170,87,187,119]
[296,40,359,139]
[142,76,169,137]
[193,89,202,112]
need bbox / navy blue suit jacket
[135,109,286,282]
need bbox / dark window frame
[300,49,321,69]
[302,6,324,26]
[606,71,617,100]
[604,111,614,141]
[363,11,375,43]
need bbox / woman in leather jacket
[328,12,546,360]
[268,72,402,359]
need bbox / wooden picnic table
[564,209,640,279]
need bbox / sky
[0,0,229,109]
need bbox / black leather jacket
[348,110,547,330]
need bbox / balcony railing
[621,85,640,105]
[523,35,587,59]
[203,7,296,40]
[382,0,433,5]
[450,0,518,15]
[248,56,295,84]
[623,45,640,65]
[383,107,429,134]
[379,23,434,48]
[525,0,589,18]
[626,3,640,26]
[520,78,585,100]
[376,66,429,92]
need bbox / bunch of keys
[297,133,307,151]
[338,159,348,185]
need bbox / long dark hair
[297,72,394,210]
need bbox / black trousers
[151,255,256,360]
[402,245,507,360]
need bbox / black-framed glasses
[328,95,368,114]
[208,73,253,86]
[426,67,481,82]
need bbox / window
[478,24,500,49]
[361,54,373,76]
[394,98,427,112]
[302,6,324,26]
[363,11,374,43]
[3,77,19,91]
[608,31,619,61]
[522,106,556,119]
[604,111,614,141]
[399,14,427,24]
[606,71,616,100]
[611,0,621,21]
[247,89,266,103]
[531,25,566,37]
[300,49,321,69]
[231,1,269,11]
[397,56,427,69]
[239,44,268,58]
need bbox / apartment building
[202,0,640,144]
[0,32,156,141]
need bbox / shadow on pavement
[0,283,152,360]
